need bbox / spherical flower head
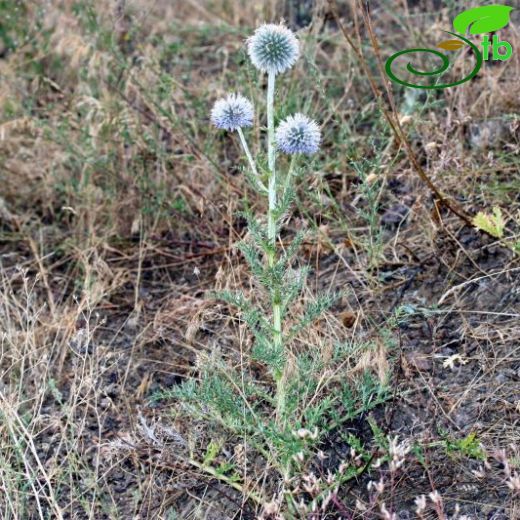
[210,93,254,131]
[247,24,299,75]
[275,113,321,155]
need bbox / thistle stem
[283,154,297,197]
[237,127,267,192]
[266,71,285,423]
[267,71,277,245]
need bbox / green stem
[266,71,285,423]
[186,456,265,505]
[282,154,297,197]
[237,127,267,192]
[267,71,277,245]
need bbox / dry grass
[0,0,519,518]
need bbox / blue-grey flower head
[247,23,299,75]
[210,93,254,131]
[275,113,321,155]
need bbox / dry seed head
[388,435,411,472]
[429,490,442,505]
[507,473,520,492]
[380,503,396,520]
[415,495,427,513]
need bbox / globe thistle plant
[211,94,265,191]
[207,24,322,425]
[247,23,299,76]
[276,113,321,155]
[247,24,300,248]
[171,23,391,511]
[210,93,254,131]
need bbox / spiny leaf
[437,39,466,51]
[453,5,514,35]
[280,231,305,265]
[238,210,273,253]
[281,266,309,313]
[288,292,339,338]
[252,336,285,374]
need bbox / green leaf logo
[453,4,514,35]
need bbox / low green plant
[473,206,520,253]
[441,431,486,461]
[352,159,385,268]
[473,206,506,238]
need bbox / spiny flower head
[275,113,321,155]
[210,93,254,131]
[247,23,299,75]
